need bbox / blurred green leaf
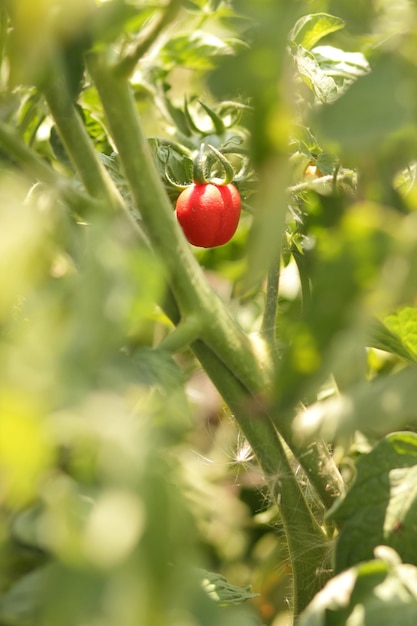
[0,566,49,626]
[131,347,185,391]
[276,201,393,411]
[312,45,369,86]
[368,317,417,363]
[316,151,338,175]
[298,547,417,626]
[314,54,416,153]
[289,13,345,50]
[384,307,417,359]
[292,44,369,103]
[91,2,155,45]
[293,44,338,103]
[160,31,235,70]
[328,433,417,572]
[199,569,260,605]
[291,125,323,158]
[294,365,417,442]
[6,0,94,87]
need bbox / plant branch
[0,120,99,215]
[261,253,280,347]
[86,50,268,394]
[115,0,183,79]
[87,51,334,612]
[42,59,148,245]
[43,64,125,214]
[288,171,356,196]
[190,339,331,616]
[158,315,203,353]
[83,49,347,616]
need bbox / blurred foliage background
[2,1,417,625]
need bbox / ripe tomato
[175,183,241,248]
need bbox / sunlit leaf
[160,31,235,70]
[312,45,369,83]
[293,44,338,103]
[367,317,417,363]
[384,307,417,359]
[293,44,369,103]
[289,13,345,50]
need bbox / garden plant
[1,1,417,625]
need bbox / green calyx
[165,143,235,190]
[192,143,235,186]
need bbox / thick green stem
[86,51,332,614]
[86,51,267,393]
[190,340,330,617]
[42,60,148,246]
[158,315,203,353]
[43,64,125,216]
[261,253,280,347]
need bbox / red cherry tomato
[175,183,241,248]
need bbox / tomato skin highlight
[175,183,241,248]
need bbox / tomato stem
[87,49,337,617]
[206,144,234,184]
[192,143,209,185]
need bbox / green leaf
[312,45,370,85]
[314,54,416,153]
[276,201,392,412]
[199,569,259,605]
[328,433,417,572]
[316,152,338,175]
[131,347,186,392]
[294,366,417,441]
[160,31,234,70]
[312,45,369,102]
[293,44,369,103]
[92,3,155,45]
[289,13,345,50]
[148,137,193,197]
[384,307,417,359]
[368,316,417,363]
[0,567,50,625]
[291,124,323,158]
[298,548,417,626]
[293,45,338,103]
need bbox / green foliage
[298,547,417,626]
[289,13,346,51]
[314,54,417,155]
[2,1,417,625]
[329,433,417,572]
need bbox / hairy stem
[87,50,331,614]
[190,340,330,617]
[261,253,280,347]
[86,50,267,393]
